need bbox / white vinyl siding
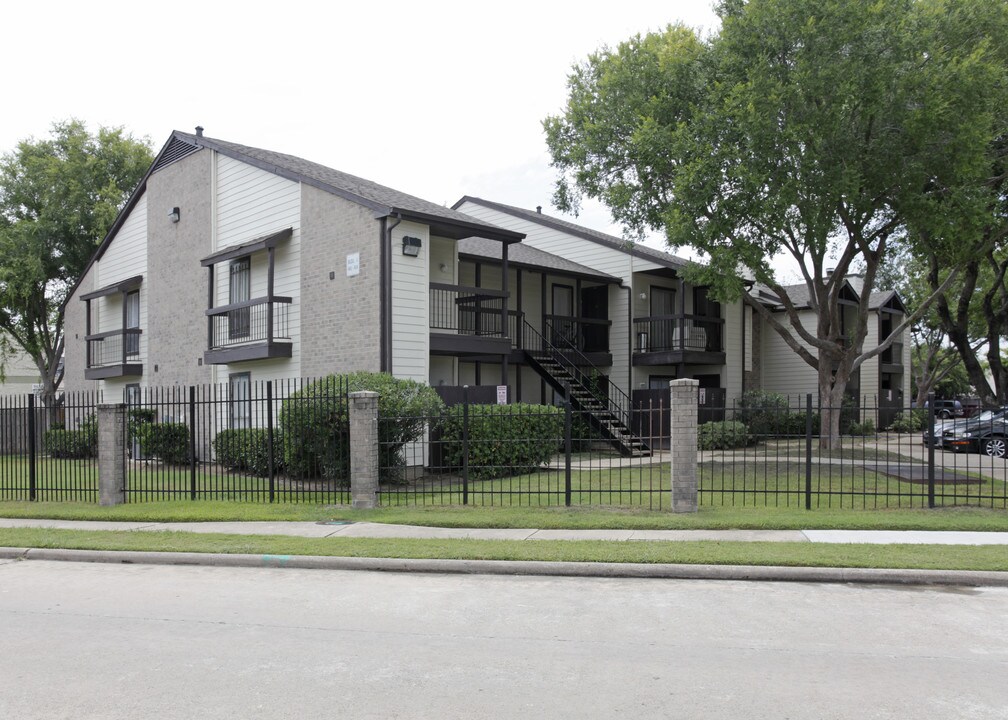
[722,299,743,402]
[211,154,302,381]
[759,311,821,401]
[94,193,149,376]
[390,220,430,382]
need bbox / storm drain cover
[316,520,355,526]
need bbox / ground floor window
[229,372,251,429]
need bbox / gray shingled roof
[755,279,903,312]
[453,196,693,269]
[458,237,621,282]
[175,132,523,243]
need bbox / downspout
[741,301,746,395]
[381,213,402,373]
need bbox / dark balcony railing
[207,297,291,350]
[880,341,904,365]
[544,314,611,354]
[429,283,509,338]
[633,314,724,354]
[85,328,142,368]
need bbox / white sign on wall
[346,252,360,277]
[496,385,508,405]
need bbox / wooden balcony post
[501,243,509,388]
[85,299,92,368]
[266,246,275,347]
[120,290,128,366]
[206,265,215,351]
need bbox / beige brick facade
[299,184,382,376]
[146,149,215,387]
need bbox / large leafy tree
[544,0,1007,445]
[0,120,153,404]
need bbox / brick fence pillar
[97,404,127,506]
[349,391,380,509]
[669,379,699,513]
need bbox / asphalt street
[1,559,1006,719]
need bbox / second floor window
[229,257,250,339]
[125,290,140,357]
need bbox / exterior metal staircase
[521,319,650,458]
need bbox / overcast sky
[3,1,737,267]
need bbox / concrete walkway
[2,518,1008,545]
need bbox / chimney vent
[536,205,542,214]
[195,126,204,138]
[826,267,835,277]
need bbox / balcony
[880,341,904,372]
[85,329,143,380]
[204,297,292,365]
[632,314,725,366]
[542,314,612,366]
[429,283,513,356]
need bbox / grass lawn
[1,527,1006,572]
[1,499,1008,531]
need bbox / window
[229,373,251,429]
[229,257,251,339]
[125,290,140,357]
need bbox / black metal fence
[0,378,350,504]
[1,383,1005,510]
[698,394,1008,509]
[378,400,669,508]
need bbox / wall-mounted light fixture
[169,207,181,223]
[639,291,647,301]
[402,236,422,257]
[439,263,448,273]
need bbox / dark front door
[550,284,575,347]
[580,285,609,353]
[693,286,721,351]
[650,286,676,351]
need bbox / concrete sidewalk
[2,518,1008,545]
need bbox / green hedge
[846,419,876,436]
[887,410,927,433]
[137,422,189,464]
[698,420,750,450]
[440,403,563,480]
[213,429,281,476]
[278,372,443,482]
[43,417,97,459]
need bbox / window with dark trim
[125,290,140,357]
[229,372,251,429]
[229,257,251,339]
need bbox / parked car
[923,401,991,445]
[923,399,964,419]
[940,407,1008,457]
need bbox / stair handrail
[522,318,634,429]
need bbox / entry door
[551,284,575,346]
[580,285,608,353]
[650,287,675,351]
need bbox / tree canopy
[0,120,153,402]
[545,0,1008,441]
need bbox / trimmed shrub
[213,428,281,476]
[278,372,444,482]
[735,390,791,436]
[43,416,97,459]
[698,420,750,450]
[846,419,876,436]
[887,410,926,433]
[440,403,563,479]
[137,422,190,464]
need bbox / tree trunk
[818,361,848,450]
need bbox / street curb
[1,547,1006,587]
